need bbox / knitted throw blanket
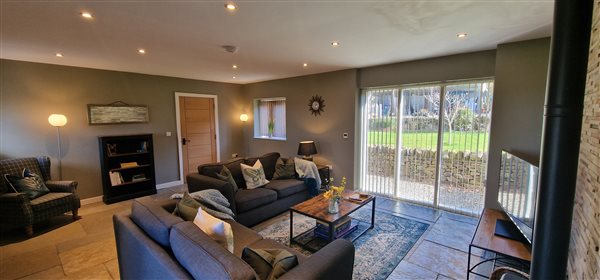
[171,189,235,220]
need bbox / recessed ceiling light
[138,49,146,54]
[55,53,63,57]
[331,41,340,47]
[80,12,93,19]
[303,63,308,67]
[225,3,237,10]
[457,33,468,38]
[232,64,238,69]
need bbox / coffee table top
[290,190,374,224]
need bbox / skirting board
[81,195,103,205]
[156,180,184,190]
[80,180,183,205]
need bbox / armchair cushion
[30,193,73,212]
[4,168,50,199]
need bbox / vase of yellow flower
[324,177,346,214]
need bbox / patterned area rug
[257,208,429,280]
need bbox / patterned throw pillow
[272,157,295,180]
[240,160,270,189]
[241,247,299,280]
[215,166,239,192]
[3,168,50,199]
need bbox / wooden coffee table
[289,190,375,252]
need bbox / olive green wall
[485,37,551,209]
[0,59,244,199]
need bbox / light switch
[165,131,172,136]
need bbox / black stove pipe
[530,0,593,279]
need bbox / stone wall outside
[568,2,600,279]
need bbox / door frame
[174,92,221,182]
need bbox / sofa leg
[72,209,82,220]
[25,225,33,237]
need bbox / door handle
[182,138,191,145]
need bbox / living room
[1,1,598,280]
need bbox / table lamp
[298,141,317,161]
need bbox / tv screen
[497,150,539,244]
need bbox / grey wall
[0,59,244,199]
[242,70,358,188]
[359,50,497,88]
[485,38,551,208]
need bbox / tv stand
[467,208,531,279]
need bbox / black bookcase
[99,134,157,204]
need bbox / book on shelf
[109,171,123,186]
[120,162,138,168]
[314,223,356,239]
[317,216,351,229]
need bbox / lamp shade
[298,141,317,156]
[48,114,67,127]
[240,114,249,122]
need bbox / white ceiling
[0,0,553,84]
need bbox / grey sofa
[0,156,81,236]
[114,199,355,280]
[187,152,312,227]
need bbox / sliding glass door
[360,80,494,215]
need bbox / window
[254,98,286,140]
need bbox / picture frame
[87,101,149,125]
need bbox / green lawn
[367,131,490,152]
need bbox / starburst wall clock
[308,95,325,116]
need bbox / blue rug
[257,208,429,280]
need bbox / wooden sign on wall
[87,101,149,125]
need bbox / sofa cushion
[131,199,184,248]
[174,192,202,221]
[225,220,263,256]
[235,188,278,213]
[193,207,234,253]
[216,166,239,193]
[241,247,299,280]
[30,192,73,211]
[170,222,256,280]
[199,158,247,189]
[265,179,307,199]
[241,160,270,189]
[245,152,280,180]
[273,157,296,180]
[246,239,308,263]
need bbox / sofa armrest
[46,180,78,193]
[186,173,237,214]
[0,193,34,225]
[280,239,355,280]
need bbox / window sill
[254,136,287,142]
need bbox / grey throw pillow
[273,158,295,180]
[241,247,298,280]
[4,168,50,199]
[215,165,239,192]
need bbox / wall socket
[342,132,349,139]
[232,153,239,158]
[165,131,172,136]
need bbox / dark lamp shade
[298,141,317,156]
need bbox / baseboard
[81,195,103,205]
[156,180,183,190]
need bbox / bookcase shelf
[99,134,157,204]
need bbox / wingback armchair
[0,156,81,236]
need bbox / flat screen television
[496,150,539,244]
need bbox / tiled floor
[0,186,481,280]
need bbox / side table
[316,164,331,189]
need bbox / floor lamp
[48,114,67,180]
[240,114,248,156]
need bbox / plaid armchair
[0,156,81,236]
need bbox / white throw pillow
[193,207,234,253]
[240,160,270,189]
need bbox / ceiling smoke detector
[222,45,238,54]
